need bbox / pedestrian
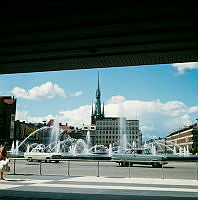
[0,142,9,180]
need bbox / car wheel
[28,157,33,162]
[121,162,129,167]
[152,162,162,168]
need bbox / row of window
[95,140,139,145]
[96,130,139,134]
[96,121,138,126]
[95,135,139,139]
[96,127,139,130]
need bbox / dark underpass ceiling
[0,0,197,74]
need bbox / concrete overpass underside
[0,0,198,74]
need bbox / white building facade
[94,117,141,147]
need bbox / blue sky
[1,62,198,140]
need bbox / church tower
[91,73,105,124]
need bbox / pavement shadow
[116,165,175,169]
[5,179,26,182]
[7,173,36,176]
[0,190,197,200]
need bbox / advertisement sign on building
[10,114,15,139]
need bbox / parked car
[24,147,62,162]
[111,148,168,168]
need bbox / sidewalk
[0,174,198,200]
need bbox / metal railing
[8,158,198,180]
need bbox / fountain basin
[61,153,111,160]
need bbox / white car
[24,147,62,162]
[112,148,168,168]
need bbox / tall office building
[86,75,142,147]
[0,96,16,144]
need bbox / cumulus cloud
[141,125,155,132]
[16,96,198,138]
[172,62,198,74]
[58,105,91,127]
[16,110,29,121]
[71,91,83,97]
[16,105,91,128]
[104,97,197,134]
[12,82,66,100]
[16,110,54,124]
[107,96,126,104]
[142,134,157,139]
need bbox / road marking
[4,179,54,184]
[20,179,54,184]
[30,183,198,193]
[0,184,22,189]
[61,176,198,186]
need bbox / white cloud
[187,106,198,113]
[16,110,29,121]
[58,105,91,127]
[107,96,126,104]
[71,91,83,97]
[104,96,195,134]
[141,125,155,132]
[142,134,157,139]
[12,82,66,100]
[16,110,54,124]
[16,96,198,138]
[172,62,198,74]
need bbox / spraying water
[49,119,60,153]
[109,143,113,156]
[18,127,47,150]
[86,131,91,149]
[119,117,128,153]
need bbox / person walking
[0,142,9,180]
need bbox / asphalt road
[7,159,198,180]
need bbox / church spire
[102,101,104,116]
[95,72,101,115]
[91,72,105,124]
[96,72,101,98]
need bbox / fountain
[118,117,128,153]
[109,143,113,157]
[186,145,189,156]
[9,117,135,160]
[145,138,193,157]
[26,144,30,153]
[10,141,15,154]
[18,127,48,150]
[173,146,177,155]
[49,119,60,153]
[86,130,91,149]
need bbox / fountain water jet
[49,119,60,153]
[118,117,128,153]
[86,131,91,149]
[109,143,113,156]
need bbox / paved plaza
[1,175,198,200]
[1,160,198,199]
